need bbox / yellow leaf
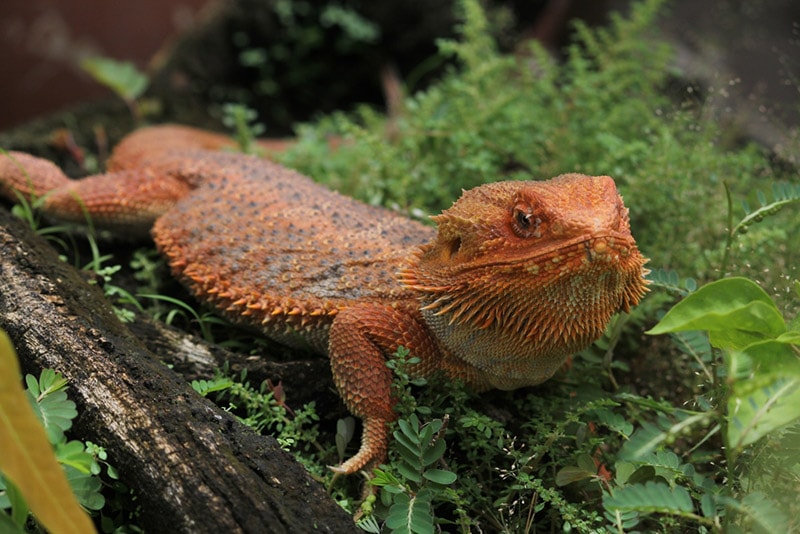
[0,329,96,533]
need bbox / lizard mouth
[471,231,641,272]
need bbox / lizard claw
[329,416,390,475]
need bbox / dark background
[0,0,797,147]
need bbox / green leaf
[0,508,26,534]
[555,465,595,486]
[5,479,28,527]
[727,377,800,453]
[393,430,422,460]
[723,491,790,534]
[80,56,149,102]
[626,465,656,485]
[55,441,95,474]
[35,369,70,398]
[776,330,800,344]
[647,277,786,349]
[0,330,96,533]
[591,407,634,437]
[397,415,421,442]
[396,461,423,484]
[422,469,457,485]
[619,422,666,460]
[614,461,636,485]
[29,387,77,444]
[725,337,800,453]
[420,436,446,467]
[64,466,105,511]
[604,481,694,515]
[727,340,800,396]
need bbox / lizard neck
[399,236,648,390]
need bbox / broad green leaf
[604,480,693,515]
[64,467,105,511]
[626,465,656,485]
[393,429,421,458]
[700,492,717,518]
[397,415,420,440]
[0,330,96,533]
[647,277,785,349]
[30,387,77,444]
[80,56,149,102]
[727,377,800,453]
[5,478,28,527]
[619,422,666,460]
[723,491,790,534]
[422,468,457,485]
[420,436,446,467]
[613,461,636,485]
[727,340,800,397]
[0,508,25,534]
[776,330,800,345]
[627,450,685,484]
[55,441,94,474]
[555,465,594,486]
[396,461,422,484]
[36,369,69,397]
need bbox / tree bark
[126,313,345,417]
[0,207,358,533]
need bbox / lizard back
[151,150,435,351]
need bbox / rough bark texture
[0,207,358,533]
[126,314,344,415]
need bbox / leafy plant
[610,277,798,532]
[195,367,328,473]
[0,329,99,533]
[81,56,150,121]
[720,181,800,275]
[369,415,459,534]
[221,103,267,155]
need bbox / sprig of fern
[645,268,697,296]
[721,181,800,274]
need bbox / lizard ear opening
[446,236,462,259]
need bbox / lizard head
[398,174,648,389]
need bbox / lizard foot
[329,415,389,475]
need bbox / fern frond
[733,181,800,236]
[720,491,791,533]
[603,481,697,518]
[646,268,697,295]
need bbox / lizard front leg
[327,304,441,475]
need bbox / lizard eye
[511,202,542,238]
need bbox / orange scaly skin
[0,125,649,474]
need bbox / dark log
[126,314,345,418]
[0,207,358,533]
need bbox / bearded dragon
[0,125,648,474]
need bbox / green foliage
[370,415,458,534]
[221,103,266,155]
[279,0,797,287]
[645,277,799,532]
[80,56,150,120]
[228,1,381,128]
[721,181,800,275]
[199,367,328,474]
[0,368,129,530]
